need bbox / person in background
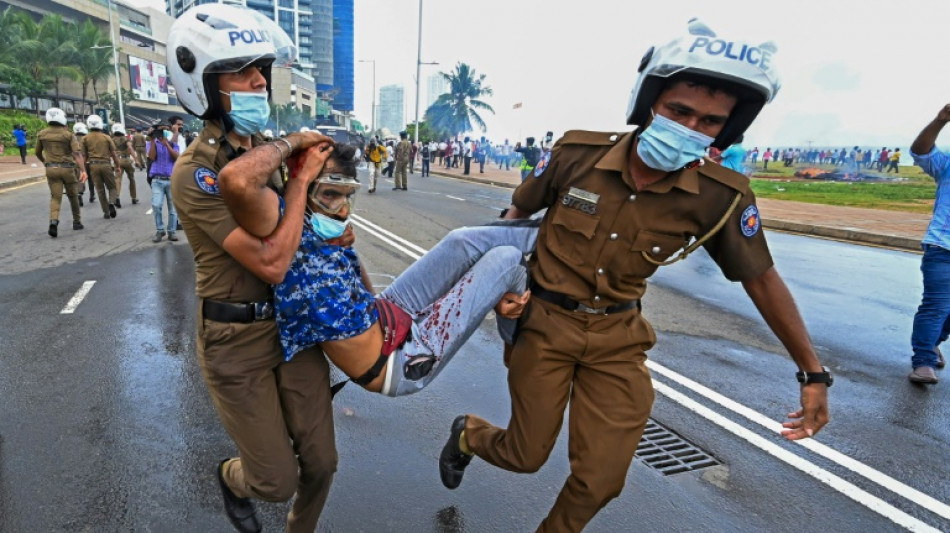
[111,123,138,207]
[514,136,541,181]
[421,139,431,177]
[887,148,901,173]
[907,104,950,384]
[364,137,385,193]
[719,135,746,173]
[81,114,122,220]
[36,108,85,237]
[13,124,28,164]
[394,131,411,190]
[438,20,830,533]
[147,123,179,242]
[131,127,148,170]
[498,139,512,170]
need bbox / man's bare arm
[911,103,950,155]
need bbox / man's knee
[249,459,300,502]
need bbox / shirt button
[652,246,661,254]
[609,135,618,142]
[597,268,604,275]
[628,194,636,201]
[610,233,618,240]
[593,295,601,303]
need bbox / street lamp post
[412,1,438,147]
[358,59,375,134]
[105,0,124,127]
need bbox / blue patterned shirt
[912,147,950,250]
[273,223,378,360]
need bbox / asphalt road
[0,168,947,532]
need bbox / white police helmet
[45,107,67,126]
[111,123,126,135]
[73,122,88,135]
[300,126,311,133]
[263,129,274,139]
[86,114,104,131]
[279,130,286,136]
[626,19,781,149]
[167,3,297,119]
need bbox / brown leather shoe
[936,347,946,369]
[908,366,939,384]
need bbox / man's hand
[937,103,950,124]
[287,142,334,186]
[494,290,531,320]
[79,171,87,183]
[780,384,829,440]
[284,131,333,155]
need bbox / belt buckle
[254,301,274,321]
[575,303,607,315]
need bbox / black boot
[48,219,58,238]
[115,198,122,208]
[216,460,262,533]
[439,415,473,489]
[73,221,84,230]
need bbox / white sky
[126,0,946,150]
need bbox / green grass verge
[749,164,936,213]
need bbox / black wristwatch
[796,366,834,387]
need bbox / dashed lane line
[60,281,96,314]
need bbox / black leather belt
[531,285,638,315]
[202,299,274,323]
[45,163,76,168]
[88,159,111,165]
[151,175,170,180]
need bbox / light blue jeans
[911,244,950,368]
[151,178,177,234]
[379,223,538,396]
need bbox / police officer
[36,108,86,237]
[72,122,89,206]
[167,5,337,532]
[131,127,148,170]
[393,130,411,190]
[111,123,138,206]
[82,114,122,219]
[439,20,831,533]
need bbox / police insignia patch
[534,151,551,177]
[740,205,760,237]
[194,167,219,195]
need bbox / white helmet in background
[73,122,88,135]
[263,129,274,139]
[111,123,127,135]
[45,107,67,126]
[626,18,780,149]
[86,114,104,131]
[166,3,297,119]
[279,130,286,136]
[299,126,311,133]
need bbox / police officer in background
[81,114,122,219]
[111,123,139,206]
[72,122,89,206]
[131,127,148,171]
[439,20,831,533]
[167,5,337,532]
[36,108,85,237]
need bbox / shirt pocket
[616,229,688,280]
[548,205,600,266]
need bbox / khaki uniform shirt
[36,126,80,164]
[132,133,147,150]
[171,121,272,302]
[395,140,411,163]
[513,130,773,308]
[82,131,117,161]
[113,135,132,157]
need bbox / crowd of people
[741,145,903,173]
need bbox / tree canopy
[424,62,494,139]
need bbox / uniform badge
[561,187,600,215]
[534,151,551,177]
[740,205,760,237]
[194,167,219,195]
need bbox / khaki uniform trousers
[369,162,381,191]
[197,304,337,533]
[46,166,81,222]
[394,160,409,189]
[135,147,147,169]
[115,157,137,201]
[88,162,118,214]
[465,297,656,533]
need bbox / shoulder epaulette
[697,157,749,192]
[556,130,627,147]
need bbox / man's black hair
[526,137,535,145]
[168,115,184,125]
[330,143,359,176]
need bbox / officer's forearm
[219,142,285,233]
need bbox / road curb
[0,174,45,191]
[429,170,922,252]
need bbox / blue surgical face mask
[308,210,349,241]
[636,111,716,172]
[220,91,270,136]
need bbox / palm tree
[74,20,113,115]
[39,14,82,109]
[425,62,494,138]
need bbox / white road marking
[60,281,96,314]
[648,361,950,521]
[446,195,466,202]
[653,382,939,532]
[354,212,949,531]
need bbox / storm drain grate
[635,419,720,475]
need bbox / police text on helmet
[228,29,268,47]
[688,37,771,70]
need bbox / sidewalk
[1,154,927,252]
[424,158,928,252]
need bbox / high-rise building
[425,72,448,114]
[378,85,405,135]
[331,0,353,112]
